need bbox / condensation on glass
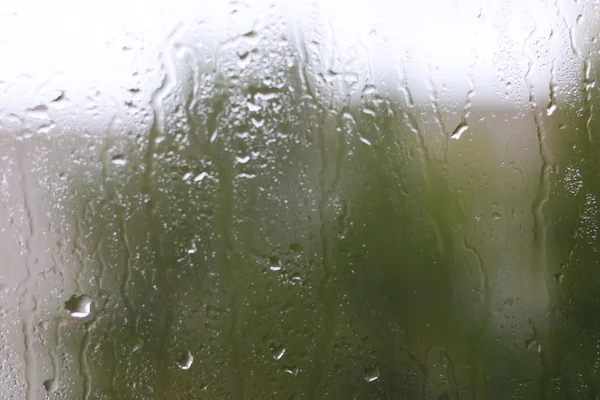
[1,0,600,398]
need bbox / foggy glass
[1,0,600,398]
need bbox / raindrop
[289,242,303,252]
[194,172,208,182]
[111,155,127,166]
[38,122,56,134]
[251,117,265,128]
[27,104,50,119]
[43,378,58,393]
[65,294,92,318]
[178,351,194,370]
[125,336,144,353]
[363,365,380,382]
[359,136,372,146]
[283,365,299,375]
[553,272,564,283]
[51,91,66,103]
[271,344,286,360]
[451,122,468,140]
[546,102,557,116]
[492,212,501,220]
[269,256,281,271]
[236,155,251,164]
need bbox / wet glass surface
[2,0,600,398]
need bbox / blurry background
[1,0,600,398]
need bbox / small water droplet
[65,294,92,318]
[38,122,56,134]
[178,351,194,370]
[194,172,208,182]
[283,365,299,375]
[546,103,557,116]
[111,155,127,166]
[269,255,281,271]
[362,108,376,116]
[52,91,66,103]
[271,344,286,360]
[553,272,564,283]
[125,336,144,353]
[363,365,380,382]
[359,136,372,146]
[251,118,265,128]
[236,155,250,164]
[451,122,468,140]
[289,243,303,252]
[492,212,501,220]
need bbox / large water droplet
[178,351,194,370]
[65,294,92,318]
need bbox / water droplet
[65,294,92,318]
[269,255,281,271]
[546,102,557,116]
[52,91,66,103]
[362,108,376,116]
[363,365,380,382]
[451,122,468,140]
[492,212,501,220]
[553,272,564,283]
[283,365,299,375]
[251,117,265,128]
[111,155,127,166]
[359,136,372,146]
[38,122,56,134]
[178,351,194,370]
[27,105,50,119]
[271,344,286,360]
[236,155,251,164]
[43,378,58,393]
[125,336,144,353]
[289,243,303,252]
[194,172,208,182]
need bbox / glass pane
[1,0,600,398]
